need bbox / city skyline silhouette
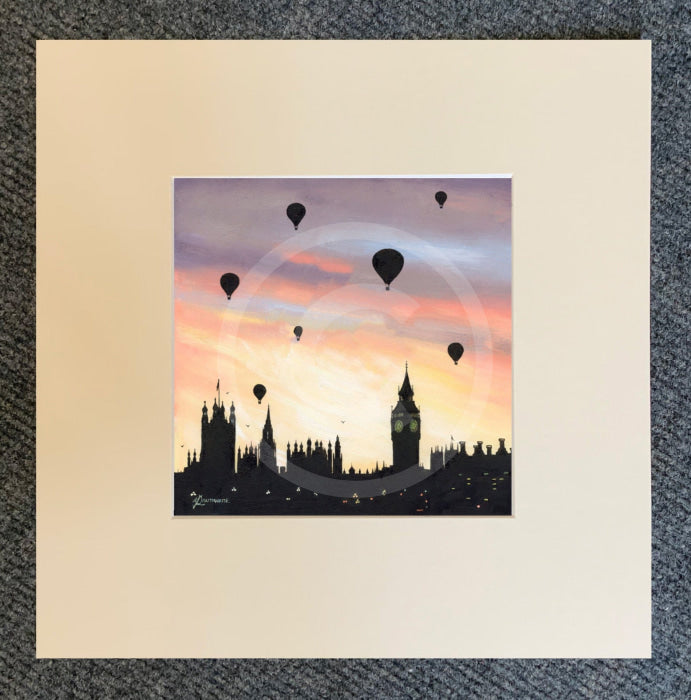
[175,364,512,515]
[174,176,512,515]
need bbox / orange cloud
[407,295,511,340]
[288,251,353,275]
[174,293,512,473]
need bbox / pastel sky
[174,177,511,472]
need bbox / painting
[173,176,511,515]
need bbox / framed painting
[173,176,512,516]
[37,40,650,658]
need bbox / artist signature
[189,492,230,510]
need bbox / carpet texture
[1,1,688,697]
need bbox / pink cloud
[287,251,353,275]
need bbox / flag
[216,378,220,391]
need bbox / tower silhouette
[200,393,236,484]
[259,405,277,472]
[334,435,343,475]
[391,363,421,471]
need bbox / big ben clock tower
[391,363,421,471]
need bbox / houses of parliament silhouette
[175,365,512,515]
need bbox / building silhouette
[286,435,343,477]
[259,405,277,472]
[186,385,236,479]
[431,439,510,472]
[237,444,259,474]
[175,370,511,515]
[391,363,421,471]
[431,441,470,471]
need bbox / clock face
[410,419,418,433]
[394,420,403,433]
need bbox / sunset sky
[174,177,511,472]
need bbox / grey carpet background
[1,1,688,697]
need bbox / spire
[398,363,414,400]
[264,404,272,427]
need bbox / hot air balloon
[293,325,303,342]
[372,248,404,290]
[435,191,447,209]
[220,273,240,300]
[253,384,267,404]
[286,202,306,230]
[448,342,464,365]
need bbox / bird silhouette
[246,424,250,428]
[180,444,184,447]
[340,420,346,423]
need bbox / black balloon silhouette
[293,325,303,341]
[220,273,240,300]
[448,342,464,365]
[372,248,404,290]
[253,384,267,404]
[286,203,306,230]
[435,191,448,209]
